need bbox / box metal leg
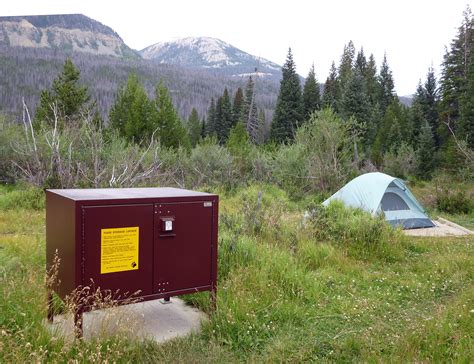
[210,285,217,312]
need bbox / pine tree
[416,121,436,179]
[257,109,266,144]
[34,58,91,127]
[422,68,440,147]
[232,87,244,125]
[364,54,379,105]
[302,64,321,120]
[109,74,154,143]
[373,99,409,157]
[215,96,223,139]
[410,81,426,146]
[227,122,251,158]
[227,121,252,175]
[187,108,201,147]
[215,88,233,143]
[200,117,206,139]
[355,47,367,75]
[242,76,260,143]
[153,82,190,149]
[378,54,396,112]
[387,116,403,152]
[205,98,217,136]
[341,69,370,146]
[322,62,339,111]
[440,6,473,141]
[338,41,356,92]
[366,102,383,147]
[270,48,303,143]
[459,47,474,148]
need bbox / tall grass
[0,184,473,362]
[309,201,405,262]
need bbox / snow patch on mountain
[232,72,273,77]
[140,37,281,77]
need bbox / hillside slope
[0,46,279,120]
[0,14,138,58]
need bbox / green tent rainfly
[323,172,435,229]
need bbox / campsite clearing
[1,184,473,362]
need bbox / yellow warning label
[101,226,139,274]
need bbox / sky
[3,0,471,95]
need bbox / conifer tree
[257,109,266,144]
[270,48,303,143]
[378,54,396,112]
[205,98,217,136]
[35,58,91,127]
[355,47,367,75]
[227,121,251,158]
[410,81,426,145]
[232,87,244,125]
[373,99,409,157]
[459,49,474,148]
[242,76,260,143]
[439,5,473,141]
[215,96,223,139]
[422,68,440,147]
[227,121,253,175]
[322,62,339,111]
[187,108,201,147]
[215,88,233,143]
[109,74,154,143]
[366,102,383,147]
[153,82,190,149]
[341,69,370,146]
[416,121,436,179]
[200,117,206,139]
[338,41,356,92]
[387,116,403,152]
[364,54,379,105]
[302,64,321,120]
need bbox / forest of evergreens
[0,7,472,197]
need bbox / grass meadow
[0,184,473,362]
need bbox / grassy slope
[0,185,473,362]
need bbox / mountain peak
[140,36,281,76]
[0,14,137,58]
[1,14,119,37]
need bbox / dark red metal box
[46,187,218,335]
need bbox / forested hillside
[0,7,472,188]
[0,46,280,120]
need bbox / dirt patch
[404,217,473,237]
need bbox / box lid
[47,187,215,201]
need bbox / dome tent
[323,172,435,229]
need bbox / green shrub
[382,142,417,179]
[226,185,294,237]
[0,117,23,184]
[433,174,473,214]
[436,189,473,214]
[295,108,356,194]
[190,139,234,188]
[271,109,358,199]
[272,143,308,199]
[309,201,404,262]
[0,186,44,210]
[251,148,272,183]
